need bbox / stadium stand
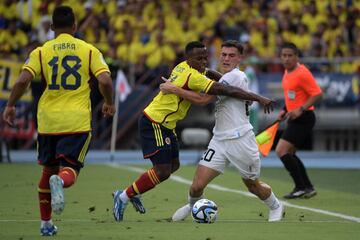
[0,0,359,152]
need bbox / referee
[275,42,323,199]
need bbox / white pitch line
[217,219,352,223]
[109,163,360,223]
[0,219,352,224]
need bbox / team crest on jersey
[165,137,171,145]
[169,75,177,82]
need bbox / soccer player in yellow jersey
[162,40,283,222]
[113,41,275,222]
[2,6,115,236]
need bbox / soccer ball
[191,199,218,223]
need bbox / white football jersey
[212,68,253,140]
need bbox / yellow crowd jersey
[23,33,110,134]
[144,61,214,129]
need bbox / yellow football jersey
[23,33,110,134]
[144,61,214,129]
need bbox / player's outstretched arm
[208,82,275,113]
[160,77,215,105]
[205,69,222,82]
[97,72,115,117]
[2,70,33,126]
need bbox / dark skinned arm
[205,68,222,82]
[2,70,33,126]
[208,82,275,113]
[160,77,215,105]
[97,72,116,117]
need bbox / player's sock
[189,194,203,208]
[119,190,130,203]
[38,167,58,221]
[58,167,77,188]
[280,154,306,189]
[293,154,313,188]
[39,191,52,221]
[41,219,54,228]
[125,167,161,198]
[263,192,280,210]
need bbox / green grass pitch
[1,162,360,240]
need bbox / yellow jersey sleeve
[188,71,214,94]
[90,46,110,77]
[22,47,41,78]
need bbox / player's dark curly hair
[221,40,244,55]
[185,41,205,55]
[52,6,75,29]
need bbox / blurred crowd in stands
[0,0,359,78]
[0,0,359,152]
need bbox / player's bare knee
[153,164,173,181]
[155,168,172,181]
[243,179,259,195]
[247,184,259,195]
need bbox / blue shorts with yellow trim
[37,132,92,172]
[139,114,179,165]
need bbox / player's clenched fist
[102,103,116,117]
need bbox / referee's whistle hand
[277,110,287,121]
[287,109,302,119]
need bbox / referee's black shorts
[281,111,316,148]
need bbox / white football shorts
[198,130,261,180]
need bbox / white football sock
[41,219,53,228]
[263,192,280,210]
[119,191,130,203]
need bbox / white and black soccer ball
[191,199,218,223]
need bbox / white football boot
[172,204,191,221]
[268,202,284,222]
[49,175,65,215]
